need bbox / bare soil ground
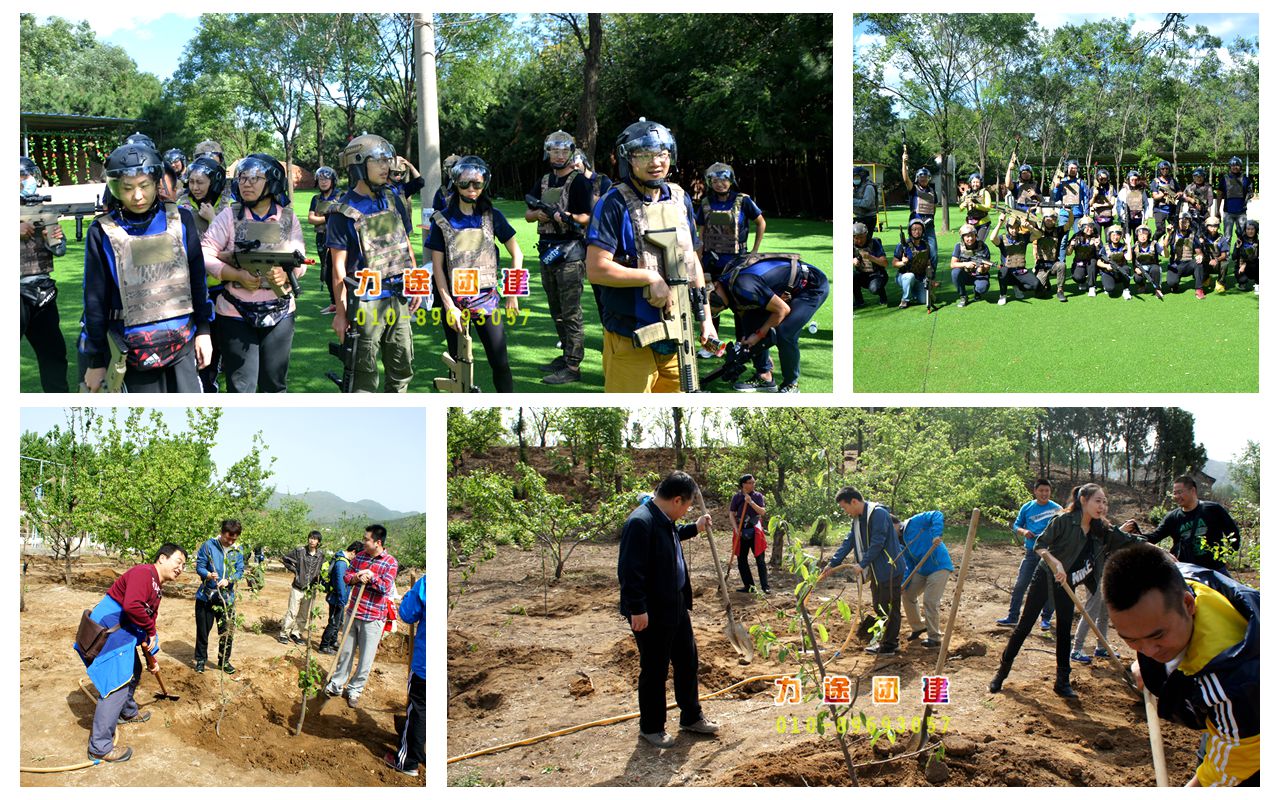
[446,538,1246,787]
[20,555,423,786]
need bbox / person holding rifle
[893,218,933,310]
[1197,216,1232,297]
[193,519,245,673]
[959,173,995,241]
[948,223,994,307]
[1052,159,1088,234]
[1150,160,1181,240]
[201,154,306,392]
[991,212,1042,306]
[1216,156,1253,251]
[852,221,889,308]
[586,119,716,392]
[1034,207,1074,302]
[1163,212,1200,294]
[1232,219,1259,292]
[901,143,939,269]
[1089,168,1118,231]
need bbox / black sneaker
[538,356,568,374]
[907,629,926,641]
[922,638,941,649]
[864,642,898,655]
[1053,678,1077,698]
[542,366,581,386]
[194,660,206,673]
[290,633,305,645]
[219,663,237,675]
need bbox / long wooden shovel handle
[329,583,366,677]
[1038,552,1140,696]
[137,644,172,697]
[902,538,942,586]
[1144,688,1170,786]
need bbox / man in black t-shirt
[1122,474,1241,574]
[728,474,768,593]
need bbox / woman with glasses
[426,156,521,392]
[201,154,306,392]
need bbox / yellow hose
[20,679,120,774]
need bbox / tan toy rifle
[20,194,102,243]
[232,238,314,298]
[632,216,707,393]
[434,323,479,393]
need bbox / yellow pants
[603,330,680,393]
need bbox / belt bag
[538,239,586,266]
[20,277,58,309]
[75,610,121,665]
[225,293,292,328]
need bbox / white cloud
[45,11,198,40]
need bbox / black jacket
[1143,501,1240,573]
[617,500,699,622]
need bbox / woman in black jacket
[990,483,1145,697]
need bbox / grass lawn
[22,191,833,393]
[853,206,1259,393]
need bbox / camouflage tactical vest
[1169,231,1197,262]
[616,182,696,275]
[912,184,937,218]
[902,240,931,277]
[1125,190,1145,213]
[1102,242,1128,266]
[233,205,299,295]
[20,232,54,277]
[1059,180,1082,207]
[313,193,338,235]
[724,253,805,309]
[538,171,579,237]
[431,209,498,289]
[1185,183,1212,212]
[1239,239,1259,262]
[331,194,412,279]
[1034,231,1063,263]
[98,203,194,328]
[1151,178,1178,209]
[700,193,744,255]
[1015,182,1040,208]
[1071,233,1099,262]
[1134,243,1159,266]
[1090,188,1114,221]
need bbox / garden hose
[20,679,120,773]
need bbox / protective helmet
[1106,224,1124,236]
[1095,168,1110,180]
[186,156,226,200]
[543,130,575,167]
[236,153,289,206]
[852,222,869,238]
[1157,160,1172,172]
[163,148,186,169]
[1007,215,1026,231]
[958,223,976,236]
[615,118,677,188]
[705,162,735,187]
[1135,225,1152,240]
[1079,215,1097,230]
[193,140,225,164]
[1228,156,1243,168]
[1018,164,1033,178]
[1205,215,1221,227]
[914,167,931,181]
[1192,167,1207,179]
[339,133,397,188]
[908,218,925,235]
[450,155,491,192]
[1041,208,1059,227]
[1066,158,1080,168]
[968,172,982,185]
[441,153,462,188]
[19,156,41,189]
[853,166,870,180]
[103,143,164,208]
[123,131,156,150]
[1127,170,1140,180]
[1178,211,1193,221]
[314,165,338,187]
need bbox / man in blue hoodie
[998,479,1061,630]
[385,573,425,778]
[319,541,360,655]
[821,488,903,655]
[898,510,954,648]
[193,520,245,673]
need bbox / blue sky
[43,11,200,81]
[20,407,427,515]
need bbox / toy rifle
[524,194,581,233]
[20,193,102,242]
[953,253,995,275]
[434,322,480,393]
[703,330,777,386]
[632,212,712,393]
[1050,149,1068,190]
[326,276,361,393]
[232,238,312,298]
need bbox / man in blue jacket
[821,488,903,655]
[193,519,246,673]
[998,479,1061,630]
[617,472,718,748]
[898,510,953,648]
[319,541,361,655]
[386,573,425,778]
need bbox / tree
[19,409,104,584]
[1153,407,1207,488]
[550,14,603,159]
[447,407,507,475]
[1229,441,1260,506]
[20,14,162,119]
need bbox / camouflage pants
[352,294,414,393]
[540,258,585,368]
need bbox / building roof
[20,112,146,133]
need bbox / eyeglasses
[455,180,485,190]
[237,175,265,186]
[631,150,671,164]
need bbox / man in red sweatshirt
[78,543,187,763]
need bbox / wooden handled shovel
[696,488,753,661]
[137,645,179,700]
[1038,552,1140,696]
[327,583,367,682]
[1144,687,1170,786]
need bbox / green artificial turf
[22,192,833,393]
[853,206,1259,393]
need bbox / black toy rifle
[326,276,361,393]
[703,330,777,386]
[232,238,312,298]
[524,194,581,232]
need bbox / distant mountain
[268,490,414,522]
[1203,458,1235,489]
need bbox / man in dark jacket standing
[618,472,719,748]
[1124,475,1241,574]
[821,487,903,655]
[1104,543,1258,786]
[279,531,326,644]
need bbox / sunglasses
[455,180,485,190]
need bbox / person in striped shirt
[1104,543,1258,787]
[324,524,399,708]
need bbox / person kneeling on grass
[989,483,1145,698]
[949,224,993,308]
[1232,220,1258,292]
[324,524,399,708]
[1103,543,1258,786]
[75,543,188,763]
[893,218,933,309]
[710,253,829,394]
[992,213,1042,306]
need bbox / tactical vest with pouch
[331,193,412,280]
[1059,180,1082,207]
[98,203,194,329]
[1125,189,1145,214]
[1239,239,1259,263]
[1091,188,1114,222]
[538,171,579,237]
[1016,182,1040,208]
[912,184,937,219]
[723,252,809,310]
[1185,183,1212,213]
[1224,174,1246,201]
[233,204,299,290]
[1170,232,1196,262]
[1034,231,1063,264]
[854,245,876,273]
[1102,242,1128,267]
[964,190,990,224]
[958,243,990,272]
[903,241,931,277]
[1002,233,1030,271]
[1071,233,1099,263]
[313,194,338,236]
[1134,243,1159,266]
[21,232,54,277]
[431,209,499,290]
[616,182,696,276]
[700,194,745,255]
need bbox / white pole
[415,13,442,221]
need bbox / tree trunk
[314,94,324,167]
[517,408,528,464]
[673,408,685,471]
[575,14,602,161]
